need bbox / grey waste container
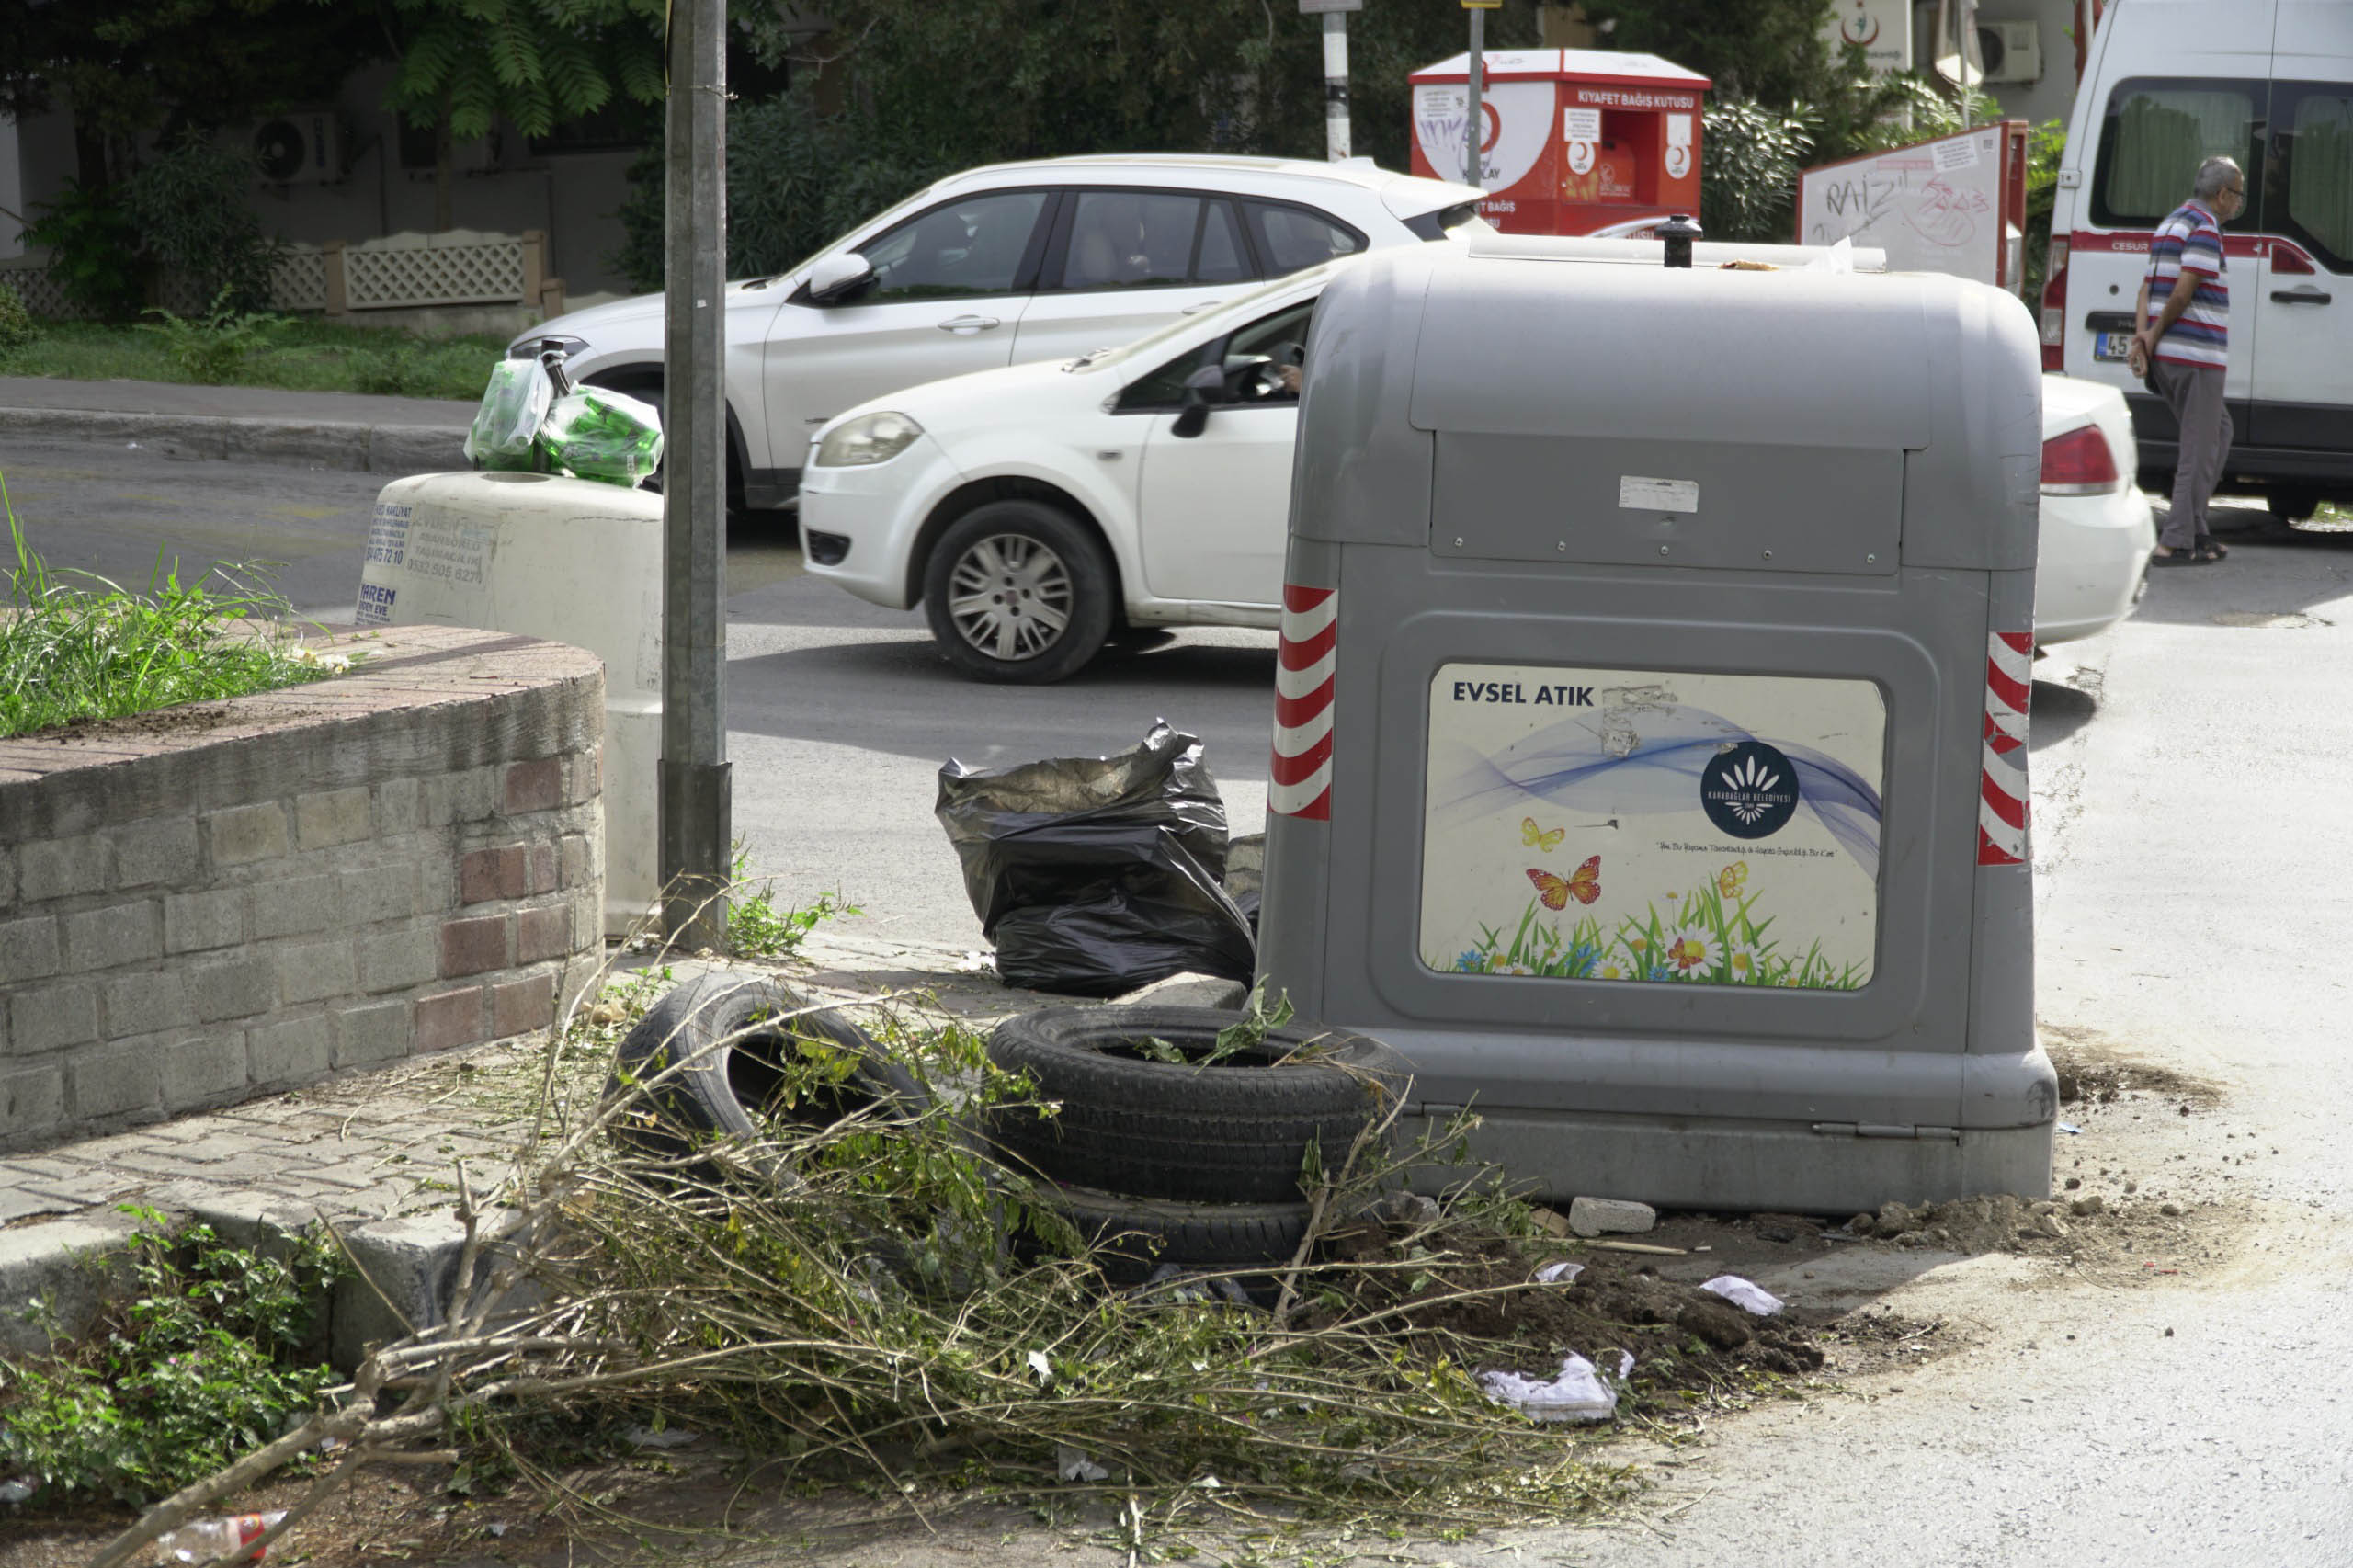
[1257,240,2052,1214]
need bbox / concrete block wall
[0,625,606,1153]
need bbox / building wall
[1914,0,2086,129]
[7,62,643,299]
[0,626,606,1154]
[0,118,21,260]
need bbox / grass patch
[0,1208,347,1507]
[0,313,506,401]
[1,468,354,739]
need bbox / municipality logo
[1700,742,1800,839]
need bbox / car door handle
[2270,288,2332,304]
[936,313,1001,333]
[1178,300,1226,316]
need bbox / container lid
[1411,48,1711,90]
[1406,254,1933,450]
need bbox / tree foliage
[376,0,667,143]
[1574,0,1840,106]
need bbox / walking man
[2127,155,2245,565]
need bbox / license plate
[2094,331,2133,362]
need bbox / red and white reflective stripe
[1979,631,2032,865]
[1269,584,1336,821]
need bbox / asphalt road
[12,436,2353,1564]
[0,436,1273,949]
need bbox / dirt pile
[1303,1220,1870,1412]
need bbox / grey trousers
[2152,358,2233,549]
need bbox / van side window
[2091,78,2266,231]
[2272,81,2353,271]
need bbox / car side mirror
[1171,364,1228,439]
[807,251,876,304]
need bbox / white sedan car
[509,154,1482,514]
[801,262,2154,681]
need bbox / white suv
[507,154,1484,512]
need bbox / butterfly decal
[1527,857,1601,909]
[1717,862,1749,900]
[1521,816,1566,852]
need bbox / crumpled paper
[1534,1260,1585,1284]
[1699,1275,1784,1316]
[1057,1446,1109,1483]
[1476,1350,1635,1423]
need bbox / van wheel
[922,501,1115,684]
[2268,489,2321,523]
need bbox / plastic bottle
[152,1511,287,1563]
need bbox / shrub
[122,140,287,313]
[1701,98,1816,242]
[0,1209,344,1506]
[137,290,287,381]
[0,280,34,353]
[20,181,145,320]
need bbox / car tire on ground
[1043,1182,1316,1290]
[607,970,919,1161]
[983,1005,1404,1204]
[921,500,1116,684]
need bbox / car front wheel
[922,501,1115,683]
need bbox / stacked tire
[983,1006,1404,1291]
[606,971,921,1168]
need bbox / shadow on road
[725,633,1280,767]
[2029,677,2097,751]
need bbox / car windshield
[1067,261,1345,375]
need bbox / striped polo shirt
[2145,199,2229,369]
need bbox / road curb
[0,404,468,475]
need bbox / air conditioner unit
[251,112,344,183]
[1976,20,2040,84]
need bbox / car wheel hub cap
[948,534,1074,661]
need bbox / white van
[2040,0,2351,519]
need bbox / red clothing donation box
[1408,49,1711,236]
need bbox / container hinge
[1812,1123,1961,1142]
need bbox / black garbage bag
[936,721,1256,995]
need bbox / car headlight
[815,411,924,467]
[509,334,589,360]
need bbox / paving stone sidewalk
[0,926,1033,1236]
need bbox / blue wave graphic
[1432,703,1883,877]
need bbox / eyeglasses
[2222,184,2247,197]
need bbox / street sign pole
[659,0,731,948]
[1464,3,1487,188]
[1298,0,1359,162]
[1324,12,1351,160]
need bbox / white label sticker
[1618,475,1699,514]
[1566,141,1597,176]
[1420,663,1886,989]
[1563,108,1602,142]
[1931,135,1979,172]
[1665,112,1693,148]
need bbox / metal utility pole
[659,0,730,949]
[1298,0,1360,160]
[1464,0,1497,188]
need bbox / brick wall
[0,626,604,1153]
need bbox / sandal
[2195,535,2231,559]
[2151,545,2220,566]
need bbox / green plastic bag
[536,387,665,488]
[463,358,552,472]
